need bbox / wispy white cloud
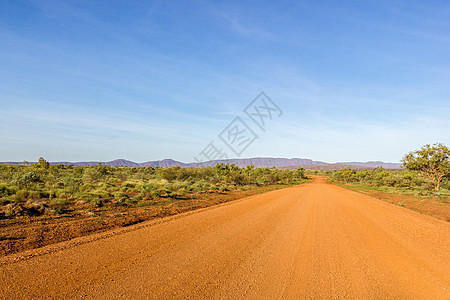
[217,12,275,40]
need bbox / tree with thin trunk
[402,143,450,191]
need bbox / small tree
[37,157,50,169]
[18,171,42,190]
[294,167,306,180]
[402,143,450,191]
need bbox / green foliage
[334,168,358,183]
[0,159,309,217]
[332,167,449,193]
[402,143,450,191]
[82,167,103,184]
[160,166,181,181]
[294,167,306,180]
[36,157,50,169]
[18,172,42,189]
[0,184,15,197]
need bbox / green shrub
[160,167,180,181]
[14,189,29,201]
[0,163,313,211]
[176,168,192,181]
[113,191,128,199]
[54,182,64,188]
[122,181,136,188]
[0,184,14,197]
[132,194,143,202]
[92,189,110,199]
[151,190,161,198]
[80,183,94,191]
[331,167,450,193]
[28,190,43,199]
[82,168,103,183]
[18,172,42,188]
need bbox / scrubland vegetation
[328,167,450,196]
[0,158,307,218]
[322,166,450,222]
[328,143,450,198]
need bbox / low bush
[0,161,309,215]
[331,167,449,194]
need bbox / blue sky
[0,0,449,163]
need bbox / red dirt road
[1,177,449,299]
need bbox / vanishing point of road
[1,176,449,299]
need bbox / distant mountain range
[0,158,402,169]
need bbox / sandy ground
[1,176,449,299]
